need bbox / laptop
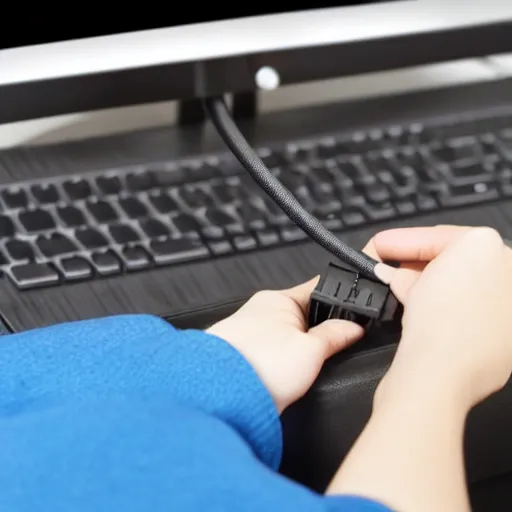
[2,2,512,509]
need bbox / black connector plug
[307,262,402,329]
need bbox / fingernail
[374,262,396,284]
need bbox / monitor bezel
[2,2,512,124]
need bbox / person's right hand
[367,226,512,412]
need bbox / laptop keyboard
[2,109,512,290]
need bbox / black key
[148,192,179,214]
[0,251,8,266]
[234,204,266,231]
[178,185,215,209]
[443,161,495,186]
[280,227,308,243]
[0,215,16,238]
[19,209,55,232]
[57,205,86,227]
[202,226,225,240]
[63,179,92,200]
[232,235,257,252]
[255,230,280,247]
[96,175,122,195]
[2,187,27,209]
[9,262,59,289]
[75,228,109,249]
[320,214,343,230]
[438,182,499,208]
[87,200,118,223]
[395,200,416,215]
[109,224,140,244]
[360,201,396,221]
[360,180,391,203]
[211,179,243,204]
[125,172,157,192]
[432,137,482,163]
[416,194,438,211]
[119,197,148,219]
[342,209,366,226]
[205,208,238,227]
[121,246,151,271]
[37,233,78,258]
[149,237,209,265]
[31,184,60,204]
[60,257,93,281]
[208,240,234,256]
[5,239,35,261]
[92,251,122,276]
[139,219,169,239]
[171,213,202,235]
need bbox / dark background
[2,1,400,50]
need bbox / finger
[308,319,364,358]
[389,262,425,302]
[281,276,320,313]
[373,225,472,262]
[362,237,382,261]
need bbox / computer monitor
[2,0,512,124]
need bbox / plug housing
[307,261,402,329]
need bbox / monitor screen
[2,2,394,50]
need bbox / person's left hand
[207,278,364,413]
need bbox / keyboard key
[121,246,151,271]
[208,240,233,256]
[75,228,109,249]
[5,240,35,261]
[37,233,78,258]
[60,257,93,281]
[86,200,118,223]
[2,187,27,209]
[57,205,87,227]
[31,184,60,204]
[233,235,257,252]
[171,213,202,235]
[125,172,156,192]
[178,185,215,209]
[234,204,266,230]
[150,237,209,265]
[256,230,280,247]
[96,175,122,195]
[443,160,495,185]
[148,192,179,213]
[139,219,169,239]
[92,251,122,276]
[205,207,238,227]
[63,179,92,200]
[280,227,308,243]
[119,197,148,219]
[0,215,16,238]
[109,224,140,244]
[19,209,55,232]
[9,262,59,289]
[438,182,499,207]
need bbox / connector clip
[307,261,402,329]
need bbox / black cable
[204,96,380,280]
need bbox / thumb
[308,320,364,358]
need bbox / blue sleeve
[0,314,391,512]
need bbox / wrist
[374,355,472,421]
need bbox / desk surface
[1,55,511,150]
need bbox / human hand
[207,278,364,413]
[368,225,512,411]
